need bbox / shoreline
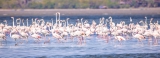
[0,8,160,16]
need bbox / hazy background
[0,0,160,9]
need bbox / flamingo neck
[10,32,12,37]
[67,19,68,27]
[13,18,14,27]
[27,19,28,27]
[51,19,53,26]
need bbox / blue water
[0,15,160,58]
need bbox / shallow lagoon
[0,15,160,58]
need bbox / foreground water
[0,15,160,58]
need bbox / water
[0,15,160,58]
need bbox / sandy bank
[0,8,160,16]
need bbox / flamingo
[41,28,50,43]
[84,20,90,28]
[0,33,6,45]
[133,34,145,44]
[152,30,160,45]
[11,17,15,27]
[55,12,61,27]
[52,32,63,43]
[130,17,132,22]
[143,29,153,45]
[3,20,12,30]
[110,26,126,45]
[10,31,21,45]
[74,30,86,45]
[115,36,126,45]
[31,32,41,43]
[16,18,21,26]
[19,30,29,43]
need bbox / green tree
[41,0,56,9]
[0,0,160,9]
[28,1,43,9]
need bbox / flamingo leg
[15,39,18,46]
[44,35,50,44]
[64,36,67,41]
[82,37,86,44]
[156,38,158,45]
[105,35,109,43]
[138,39,143,45]
[35,38,40,43]
[57,38,61,43]
[34,40,38,43]
[44,35,47,44]
[155,38,158,45]
[141,40,143,45]
[148,37,152,45]
[66,35,68,40]
[113,39,116,45]
[46,38,50,44]
[71,36,74,42]
[108,36,111,42]
[0,41,2,46]
[137,39,140,44]
[19,39,23,44]
[5,39,7,45]
[3,37,7,45]
[25,37,28,43]
[126,35,129,40]
[139,39,143,45]
[119,41,122,45]
[78,37,82,45]
[80,37,82,45]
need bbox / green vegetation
[0,0,159,9]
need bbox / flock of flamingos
[0,12,160,46]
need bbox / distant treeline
[0,0,160,9]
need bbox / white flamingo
[0,33,6,45]
[52,32,63,43]
[115,36,126,45]
[10,31,21,45]
[133,34,145,44]
[31,32,41,43]
[11,17,15,27]
[19,30,29,43]
[152,30,160,45]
